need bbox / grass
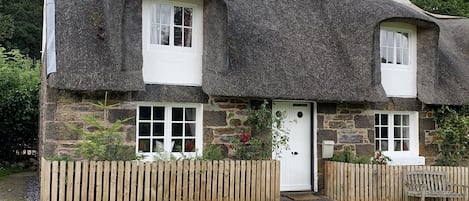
[0,166,24,178]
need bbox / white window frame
[373,111,424,165]
[142,0,203,86]
[379,22,417,98]
[136,103,203,160]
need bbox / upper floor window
[150,4,193,47]
[380,30,409,66]
[379,22,417,98]
[142,0,203,86]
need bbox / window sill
[387,155,425,166]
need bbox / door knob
[291,151,298,155]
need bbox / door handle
[291,151,298,155]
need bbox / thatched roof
[46,0,469,105]
[203,0,469,105]
[47,0,144,91]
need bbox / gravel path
[0,171,36,201]
[26,173,39,201]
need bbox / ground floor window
[374,111,424,165]
[136,103,202,158]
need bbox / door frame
[273,100,318,192]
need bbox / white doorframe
[273,100,318,192]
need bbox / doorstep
[280,191,331,201]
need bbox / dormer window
[142,0,203,86]
[379,22,417,98]
[150,4,193,47]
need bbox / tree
[411,0,469,17]
[0,0,43,59]
[0,48,40,162]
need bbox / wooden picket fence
[325,161,469,201]
[40,159,280,201]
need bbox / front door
[273,101,312,191]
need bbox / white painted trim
[313,101,318,192]
[135,102,203,160]
[273,100,318,192]
[380,22,417,98]
[45,0,56,74]
[371,110,424,165]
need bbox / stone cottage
[40,0,469,192]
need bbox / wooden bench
[404,171,469,201]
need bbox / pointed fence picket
[40,159,280,201]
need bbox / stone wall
[315,101,439,191]
[203,97,252,158]
[39,89,137,159]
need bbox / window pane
[139,123,151,136]
[386,31,394,46]
[375,114,379,125]
[402,115,409,126]
[184,8,192,26]
[394,140,402,151]
[153,123,164,136]
[381,127,388,138]
[138,139,150,152]
[139,107,151,120]
[380,30,385,47]
[396,32,401,47]
[375,140,380,151]
[161,25,170,45]
[403,140,409,151]
[403,48,409,65]
[375,127,380,138]
[152,139,164,152]
[172,108,183,121]
[172,140,182,152]
[161,5,171,24]
[172,123,183,136]
[402,127,409,138]
[174,6,182,25]
[381,140,388,151]
[150,25,160,44]
[396,48,402,64]
[185,139,195,152]
[152,4,160,24]
[387,47,394,64]
[381,114,388,125]
[153,107,165,120]
[184,28,192,47]
[185,108,196,121]
[394,127,401,138]
[174,27,182,46]
[185,123,196,136]
[402,33,409,48]
[394,115,401,125]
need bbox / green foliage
[433,106,469,166]
[371,151,392,165]
[44,154,73,162]
[0,48,39,161]
[0,167,24,178]
[411,0,469,17]
[331,147,372,164]
[202,145,224,160]
[0,0,43,59]
[231,100,291,160]
[71,93,138,161]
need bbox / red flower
[240,133,251,143]
[228,144,233,149]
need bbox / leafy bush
[330,147,372,164]
[71,93,138,161]
[0,48,39,162]
[433,106,469,166]
[202,145,224,160]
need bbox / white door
[273,101,312,191]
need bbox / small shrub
[330,147,372,164]
[202,145,224,160]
